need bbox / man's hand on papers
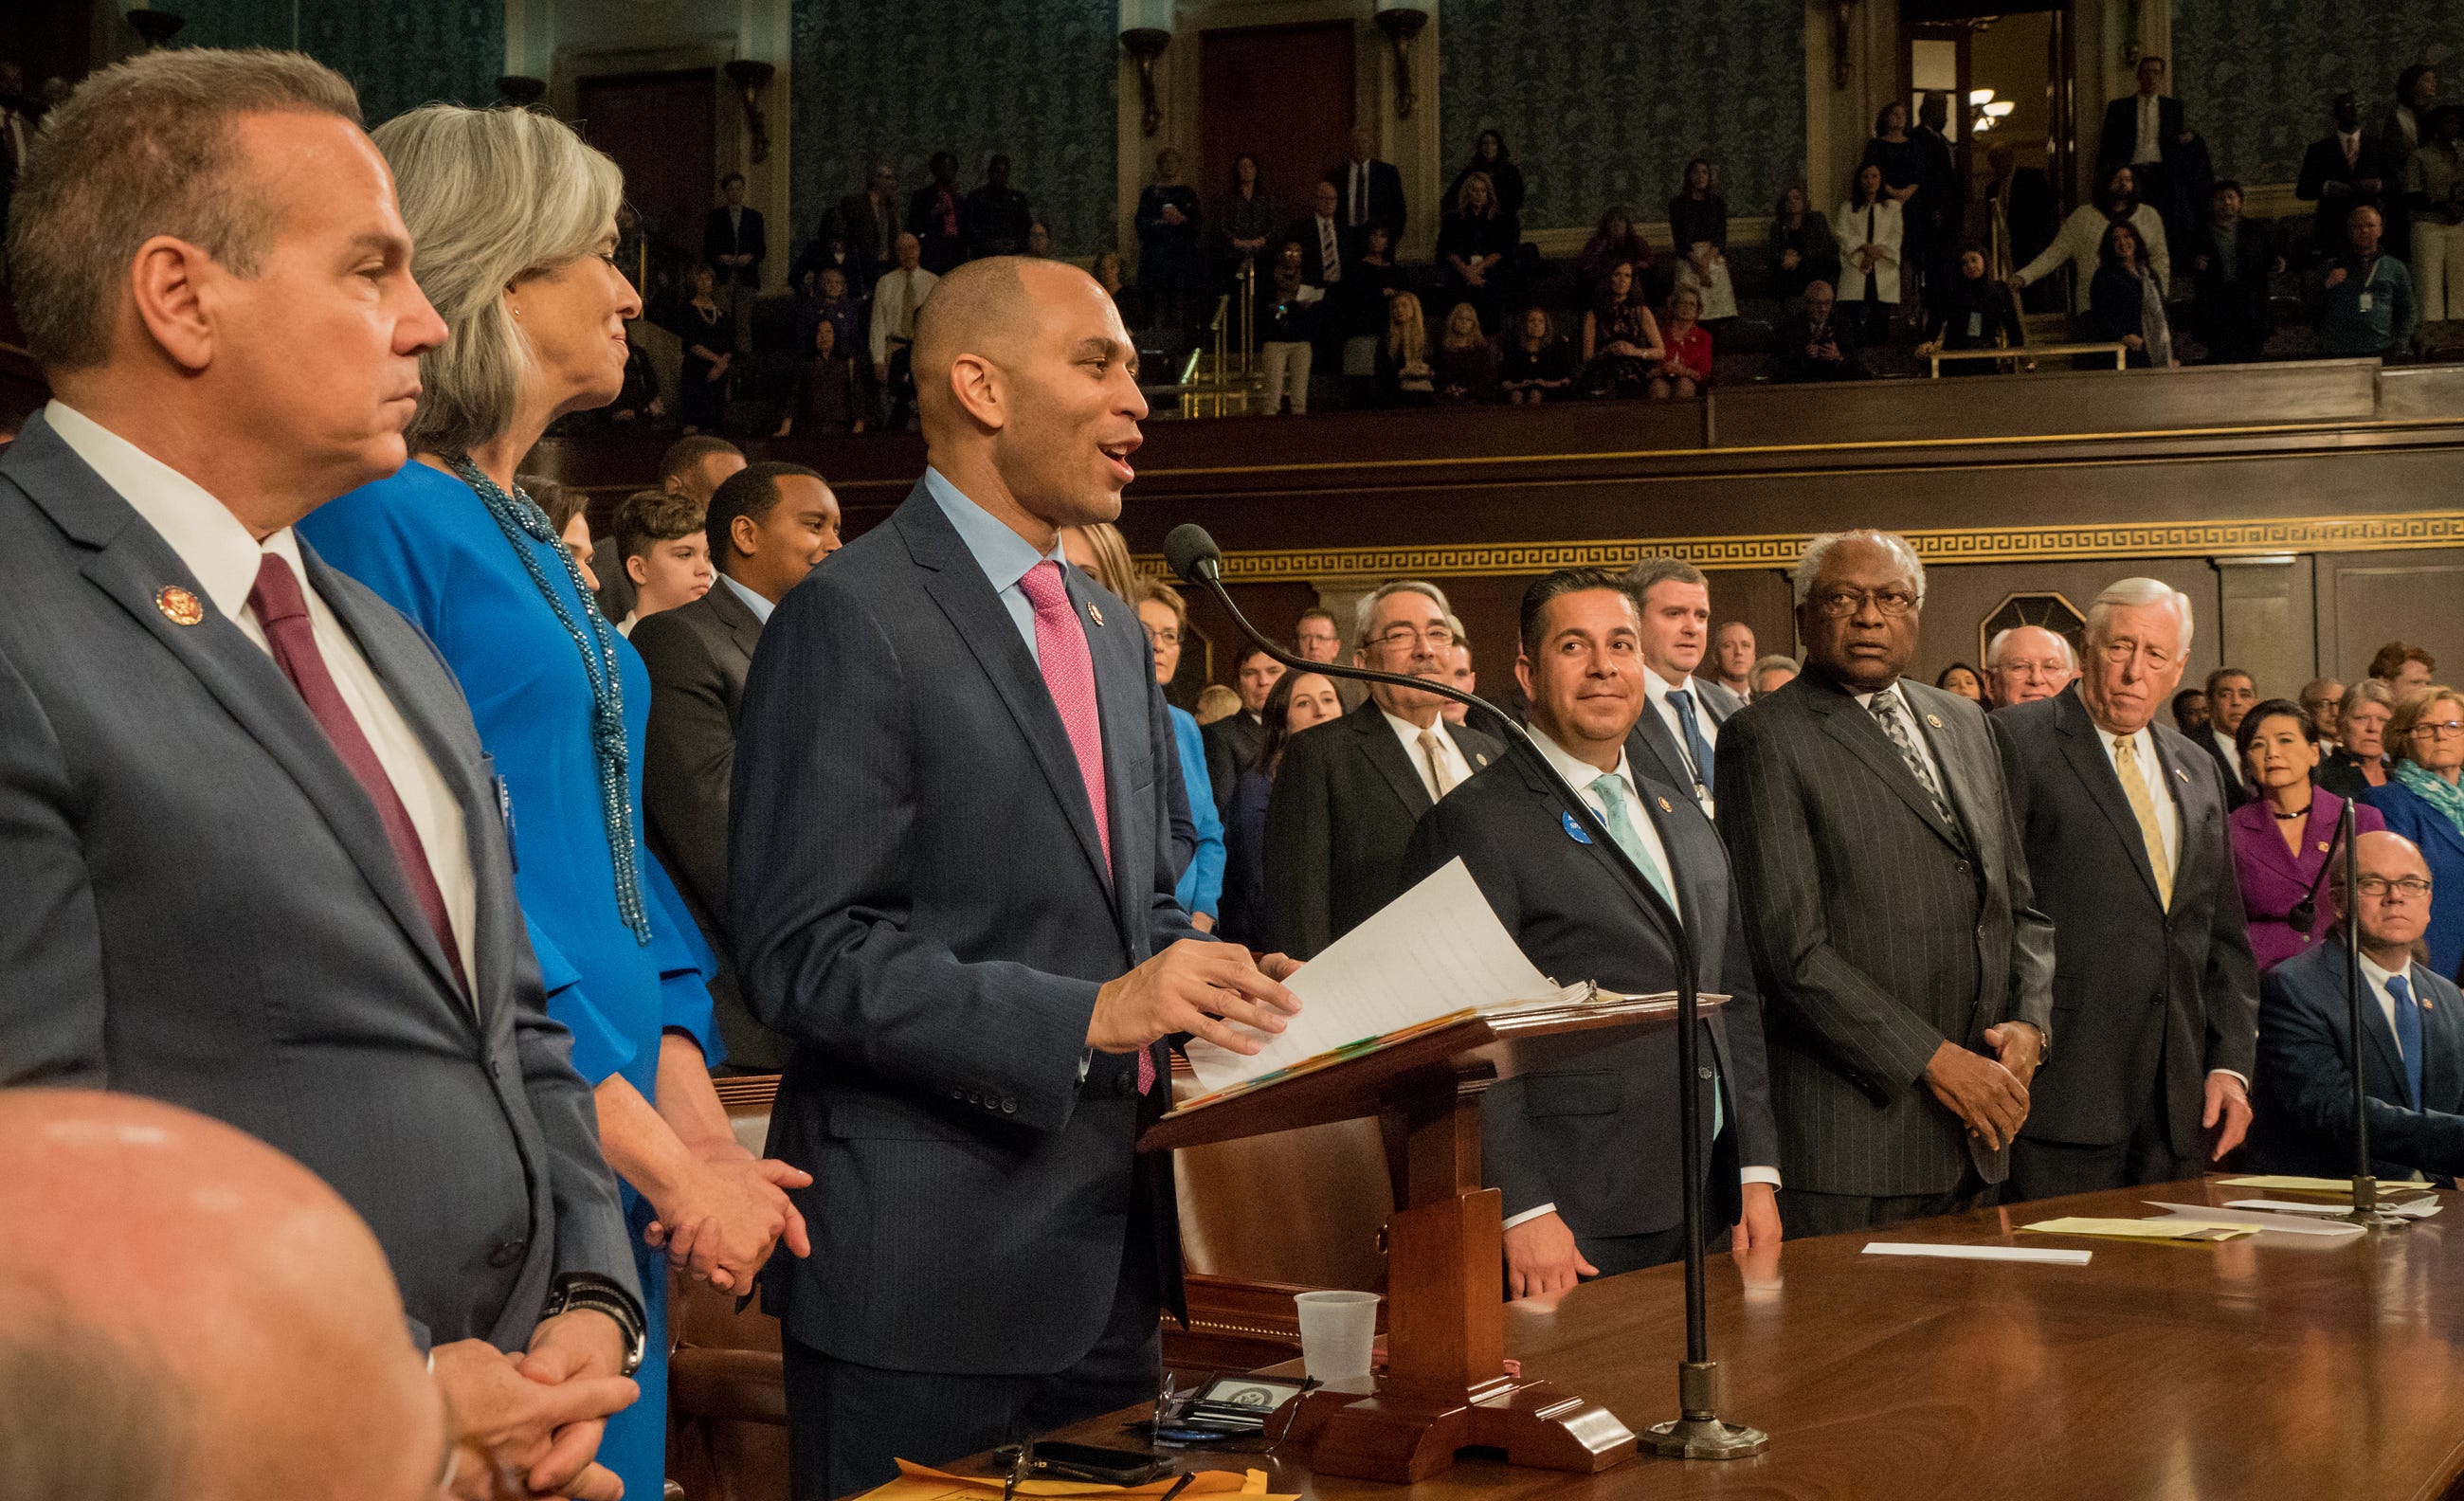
[1089,939,1301,1057]
[1256,951,1303,983]
[1504,1211,1597,1299]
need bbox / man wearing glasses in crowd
[1263,581,1502,959]
[1984,624,2078,709]
[2252,830,2464,1182]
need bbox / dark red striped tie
[249,552,468,996]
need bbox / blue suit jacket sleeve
[1171,708,1225,919]
[729,569,1100,1134]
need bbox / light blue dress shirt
[718,570,774,624]
[925,465,1061,657]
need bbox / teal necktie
[1590,773,1677,916]
[1588,771,1717,1134]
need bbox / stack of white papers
[1181,859,1585,1095]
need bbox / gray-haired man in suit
[1718,531,2056,1237]
[0,49,641,1497]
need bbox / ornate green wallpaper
[2174,0,2463,184]
[1439,0,1808,230]
[788,0,1119,259]
[171,0,504,123]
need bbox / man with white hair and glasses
[1995,578,2260,1201]
[1984,624,2077,709]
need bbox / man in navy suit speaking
[730,256,1302,1498]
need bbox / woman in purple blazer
[2231,697,2384,972]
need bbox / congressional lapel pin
[1926,713,1944,729]
[1562,810,1593,844]
[155,585,205,626]
[1658,795,1675,814]
[2318,841,2331,854]
[1476,752,1490,768]
[1086,601,1104,627]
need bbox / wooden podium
[1139,993,1715,1483]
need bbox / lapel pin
[2175,768,2190,783]
[1562,810,1594,845]
[1926,713,1944,729]
[1658,795,1674,813]
[1086,601,1104,627]
[155,585,205,626]
[2318,841,2331,853]
[1476,753,1490,768]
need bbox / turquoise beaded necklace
[450,455,653,946]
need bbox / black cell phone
[1026,1441,1169,1486]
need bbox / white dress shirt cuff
[1501,1203,1558,1231]
[2209,1068,2250,1091]
[1740,1167,1782,1189]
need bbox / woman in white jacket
[2012,162,2170,313]
[1837,162,1905,341]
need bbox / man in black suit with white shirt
[635,461,841,1072]
[1404,569,1780,1293]
[1622,555,1735,816]
[1333,125,1406,253]
[1264,580,1503,959]
[1996,579,2259,1201]
[1718,531,2056,1237]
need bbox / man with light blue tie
[2253,830,2464,1183]
[1623,556,1733,817]
[1403,568,1780,1295]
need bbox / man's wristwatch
[541,1273,648,1377]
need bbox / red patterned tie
[249,553,468,996]
[1017,561,1151,1092]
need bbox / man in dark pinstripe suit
[1718,531,2057,1237]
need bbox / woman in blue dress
[298,103,810,1500]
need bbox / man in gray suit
[636,461,841,1072]
[1623,555,1738,815]
[1718,531,2056,1237]
[1264,580,1505,959]
[1997,580,2258,1200]
[0,49,640,1497]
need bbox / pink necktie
[1017,562,1152,1093]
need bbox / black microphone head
[1163,524,1222,585]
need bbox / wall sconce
[1120,28,1170,136]
[1829,0,1857,88]
[496,76,548,109]
[1373,6,1430,119]
[722,59,775,165]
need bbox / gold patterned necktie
[2112,733,2175,910]
[1418,727,1459,800]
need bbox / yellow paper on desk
[2218,1175,2437,1199]
[866,1461,1291,1501]
[2021,1217,2256,1242]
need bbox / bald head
[913,256,1148,540]
[0,1092,447,1501]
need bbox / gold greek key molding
[1142,510,2464,582]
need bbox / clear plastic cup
[1293,1290,1379,1383]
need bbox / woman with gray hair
[296,104,810,1499]
[2319,677,2399,800]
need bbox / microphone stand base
[2343,1208,2415,1229]
[1643,1417,1769,1459]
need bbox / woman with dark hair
[1921,241,2025,372]
[1580,261,1663,397]
[1445,129,1526,240]
[2013,162,2170,313]
[1218,669,1346,945]
[1860,99,1927,208]
[1438,169,1513,334]
[1255,239,1321,415]
[1837,161,1904,342]
[1769,184,1841,303]
[1577,204,1654,306]
[2386,64,2441,162]
[1134,147,1205,330]
[1935,662,1986,702]
[1499,306,1576,403]
[1669,158,1737,320]
[2088,218,2174,366]
[1216,151,1276,287]
[2230,697,2386,973]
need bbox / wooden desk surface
[1033,1179,2464,1501]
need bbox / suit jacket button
[951,1086,966,1101]
[487,1239,527,1269]
[1698,1066,1714,1080]
[1116,1071,1137,1097]
[1002,1097,1017,1113]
